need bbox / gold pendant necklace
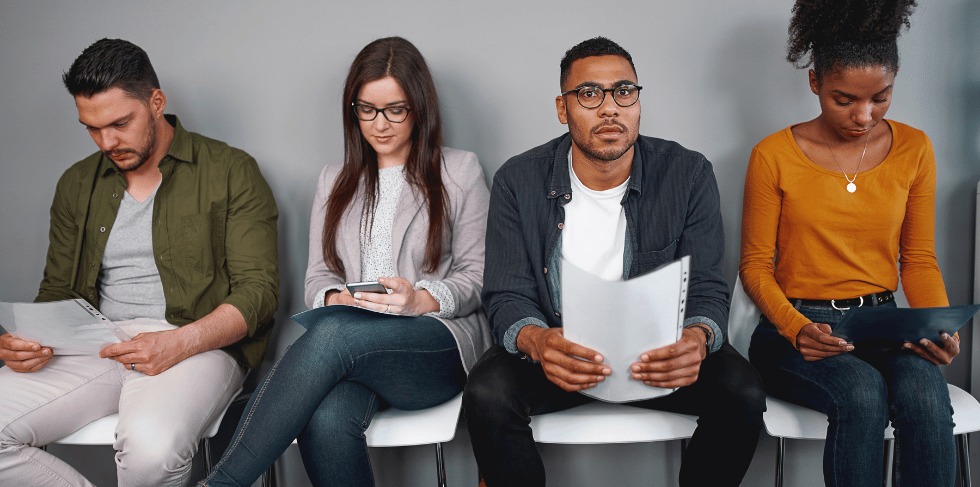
[823,130,870,193]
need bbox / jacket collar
[98,114,192,178]
[547,133,645,201]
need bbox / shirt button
[557,223,563,229]
[88,294,94,300]
[100,226,106,232]
[112,193,118,198]
[550,191,556,196]
[543,267,548,274]
[555,312,560,317]
[564,194,570,200]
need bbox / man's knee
[700,346,767,421]
[463,353,524,426]
[116,432,195,486]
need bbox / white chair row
[45,276,980,486]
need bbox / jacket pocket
[632,239,678,275]
[180,212,225,279]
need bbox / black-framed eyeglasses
[351,103,412,123]
[560,84,642,109]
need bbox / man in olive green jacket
[0,39,279,487]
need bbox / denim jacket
[483,134,729,356]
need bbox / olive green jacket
[35,115,279,369]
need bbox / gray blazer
[305,147,491,373]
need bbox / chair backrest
[728,277,761,358]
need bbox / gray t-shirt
[98,185,167,322]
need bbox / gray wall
[1,1,977,486]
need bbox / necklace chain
[822,129,871,193]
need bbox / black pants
[463,342,766,487]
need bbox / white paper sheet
[561,256,689,403]
[0,299,130,355]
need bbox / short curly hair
[559,37,636,89]
[787,0,917,78]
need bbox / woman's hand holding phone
[351,277,440,316]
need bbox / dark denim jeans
[749,301,955,487]
[464,342,766,487]
[201,307,465,487]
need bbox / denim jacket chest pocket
[632,239,679,277]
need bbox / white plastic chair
[729,277,980,487]
[530,400,698,445]
[48,390,238,475]
[263,392,463,487]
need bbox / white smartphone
[345,281,388,294]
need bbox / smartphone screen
[346,281,388,294]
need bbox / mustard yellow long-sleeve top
[739,120,948,345]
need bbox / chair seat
[763,383,980,441]
[55,397,233,446]
[530,401,698,445]
[365,393,462,448]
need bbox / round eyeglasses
[352,103,412,123]
[560,84,642,109]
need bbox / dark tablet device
[832,304,980,345]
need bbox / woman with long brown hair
[200,36,490,487]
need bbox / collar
[98,114,192,178]
[547,133,645,200]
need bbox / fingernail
[632,364,640,371]
[920,339,929,346]
[942,333,950,339]
[353,293,361,299]
[903,343,911,349]
[845,345,854,351]
[595,354,603,362]
[596,376,604,382]
[603,368,611,375]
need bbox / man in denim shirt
[464,37,764,487]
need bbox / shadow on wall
[708,18,809,281]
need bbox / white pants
[0,319,245,487]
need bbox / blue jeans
[201,307,466,487]
[749,301,955,487]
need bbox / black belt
[789,291,894,310]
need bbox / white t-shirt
[561,152,629,281]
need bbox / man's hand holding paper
[0,333,53,373]
[631,326,706,388]
[516,325,611,392]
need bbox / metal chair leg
[203,438,213,473]
[957,434,970,487]
[435,442,447,487]
[263,460,276,487]
[774,437,784,487]
[882,438,895,487]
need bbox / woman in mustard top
[739,1,958,486]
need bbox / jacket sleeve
[220,155,280,338]
[678,157,730,352]
[434,151,490,318]
[36,170,86,303]
[305,163,347,309]
[482,169,550,354]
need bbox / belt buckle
[831,296,863,312]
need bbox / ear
[808,69,819,96]
[556,95,568,125]
[149,89,167,118]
